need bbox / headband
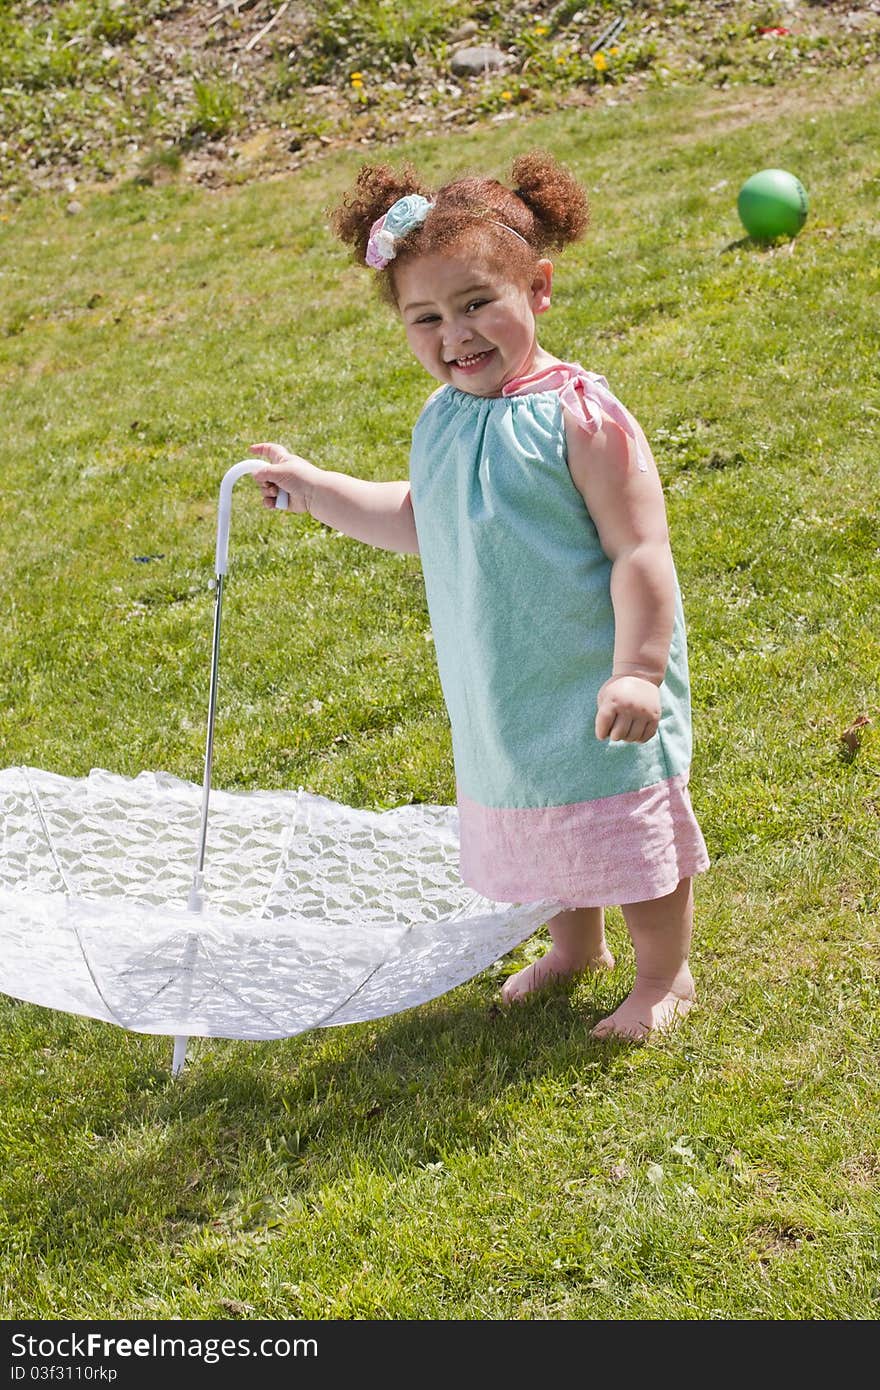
[365,194,531,270]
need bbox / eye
[466,299,488,313]
[414,313,440,325]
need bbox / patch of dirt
[841,1153,880,1186]
[751,1220,816,1263]
[660,76,877,144]
[4,1,880,201]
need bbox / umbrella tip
[171,1036,189,1076]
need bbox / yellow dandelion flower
[610,46,620,55]
[592,51,608,71]
[533,25,548,36]
[501,90,513,100]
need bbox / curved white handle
[215,460,288,576]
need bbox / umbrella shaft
[194,573,225,886]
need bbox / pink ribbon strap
[503,361,650,472]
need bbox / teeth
[456,351,489,366]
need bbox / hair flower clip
[366,194,434,269]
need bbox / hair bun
[510,151,589,250]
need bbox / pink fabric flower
[365,194,434,269]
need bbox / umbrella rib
[449,891,487,920]
[310,855,474,1026]
[20,767,73,894]
[311,927,414,1029]
[256,788,302,919]
[67,919,128,1028]
[20,768,127,1027]
[197,937,297,1034]
[255,796,419,1025]
[115,963,185,1010]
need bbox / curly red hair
[330,151,589,301]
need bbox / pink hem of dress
[457,771,709,907]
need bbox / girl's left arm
[565,410,675,744]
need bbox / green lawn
[1,69,879,1319]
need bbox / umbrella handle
[216,459,288,576]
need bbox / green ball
[737,168,808,240]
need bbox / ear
[530,258,554,315]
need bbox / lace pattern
[0,766,556,1039]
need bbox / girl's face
[395,250,554,397]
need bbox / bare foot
[500,943,616,1005]
[590,968,696,1042]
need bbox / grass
[1,68,879,1319]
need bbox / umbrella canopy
[0,765,554,1040]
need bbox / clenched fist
[595,674,661,744]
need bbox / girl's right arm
[249,441,419,555]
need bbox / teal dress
[408,362,709,906]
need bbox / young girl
[251,152,709,1040]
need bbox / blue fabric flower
[383,194,433,238]
[365,194,434,268]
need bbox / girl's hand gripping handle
[215,460,289,577]
[249,441,320,516]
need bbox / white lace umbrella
[0,464,555,1072]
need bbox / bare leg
[591,877,695,1041]
[500,906,615,1004]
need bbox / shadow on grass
[720,233,796,254]
[3,963,641,1246]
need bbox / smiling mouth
[451,350,493,370]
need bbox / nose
[443,316,474,354]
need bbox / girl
[251,152,709,1040]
